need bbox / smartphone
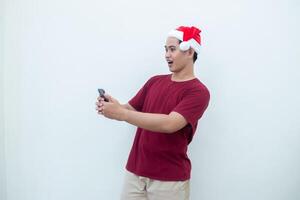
[98,88,109,102]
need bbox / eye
[170,48,176,52]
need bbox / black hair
[178,40,198,63]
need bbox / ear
[187,48,195,59]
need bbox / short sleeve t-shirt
[126,74,210,181]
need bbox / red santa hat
[168,26,201,54]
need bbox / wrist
[121,108,129,121]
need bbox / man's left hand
[95,95,127,121]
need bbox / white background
[1,0,300,199]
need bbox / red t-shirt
[126,74,210,181]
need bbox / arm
[96,96,187,133]
[121,103,136,111]
[123,110,187,133]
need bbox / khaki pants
[120,171,190,200]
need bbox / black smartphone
[98,88,109,102]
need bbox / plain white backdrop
[1,0,300,199]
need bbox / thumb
[104,94,114,102]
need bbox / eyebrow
[164,45,177,48]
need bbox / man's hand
[95,95,128,121]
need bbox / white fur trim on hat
[168,30,183,41]
[189,38,201,54]
[168,30,201,54]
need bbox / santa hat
[168,26,201,54]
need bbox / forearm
[98,98,185,133]
[123,109,171,133]
[121,103,136,111]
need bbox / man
[95,26,210,200]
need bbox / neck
[171,63,195,82]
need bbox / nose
[165,50,171,59]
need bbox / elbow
[166,126,181,134]
[160,115,187,134]
[160,121,179,134]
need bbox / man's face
[164,37,189,72]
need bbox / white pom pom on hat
[179,42,191,51]
[168,26,202,54]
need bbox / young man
[96,26,210,200]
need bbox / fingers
[104,94,116,102]
[98,95,111,102]
[96,94,108,116]
[95,101,104,115]
[95,94,114,116]
[97,96,105,102]
[95,101,103,106]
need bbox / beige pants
[120,171,190,200]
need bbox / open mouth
[167,61,173,65]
